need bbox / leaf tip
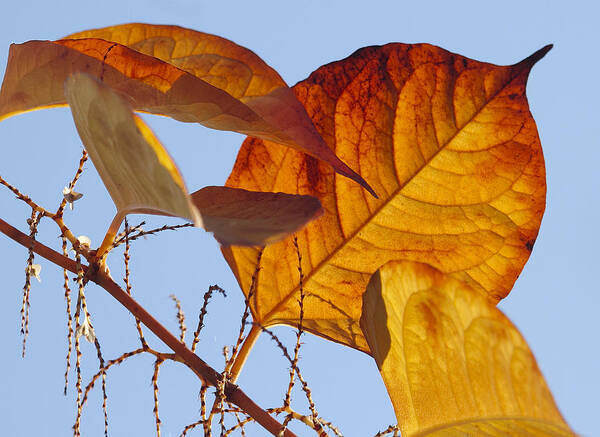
[521,44,553,68]
[344,170,378,198]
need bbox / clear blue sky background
[0,1,597,436]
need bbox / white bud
[63,186,83,210]
[27,264,42,282]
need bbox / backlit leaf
[360,260,574,437]
[223,44,549,351]
[65,73,201,231]
[66,23,287,102]
[414,420,574,437]
[0,25,373,194]
[0,39,266,134]
[190,186,323,246]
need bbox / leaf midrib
[260,55,529,326]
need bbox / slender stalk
[228,324,262,383]
[96,211,125,258]
[0,217,298,437]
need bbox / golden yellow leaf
[190,186,323,246]
[360,260,574,437]
[65,73,201,246]
[0,26,373,194]
[414,419,574,437]
[223,44,549,352]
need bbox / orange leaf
[0,24,373,194]
[360,260,574,437]
[66,23,286,102]
[65,73,201,250]
[0,39,264,133]
[223,44,550,352]
[190,186,323,246]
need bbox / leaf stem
[96,211,126,258]
[229,324,262,383]
[0,217,298,437]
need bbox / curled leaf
[0,39,259,131]
[65,73,201,248]
[0,24,373,194]
[65,23,290,102]
[360,260,574,437]
[223,44,549,351]
[191,186,323,246]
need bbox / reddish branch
[0,217,298,437]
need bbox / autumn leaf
[65,23,288,102]
[190,186,323,246]
[0,25,373,194]
[223,44,550,352]
[360,260,574,437]
[65,73,201,252]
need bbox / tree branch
[0,217,298,437]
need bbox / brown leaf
[223,44,550,351]
[65,73,201,245]
[360,260,574,437]
[0,39,264,132]
[0,24,373,194]
[190,186,323,246]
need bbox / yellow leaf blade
[360,260,573,437]
[191,186,323,246]
[64,73,201,225]
[413,418,576,437]
[223,44,549,351]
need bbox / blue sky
[0,1,597,436]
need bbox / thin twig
[200,384,211,437]
[56,149,88,217]
[62,236,74,395]
[179,418,205,437]
[73,257,84,437]
[0,175,51,216]
[113,223,194,248]
[223,415,254,437]
[170,294,187,343]
[0,217,300,437]
[209,250,263,424]
[191,285,226,353]
[123,218,148,348]
[21,209,41,357]
[152,358,164,437]
[284,237,305,408]
[113,220,145,247]
[224,249,263,379]
[76,348,146,430]
[93,336,109,437]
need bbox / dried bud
[76,316,96,343]
[63,186,84,210]
[27,264,42,282]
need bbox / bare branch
[0,217,300,437]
